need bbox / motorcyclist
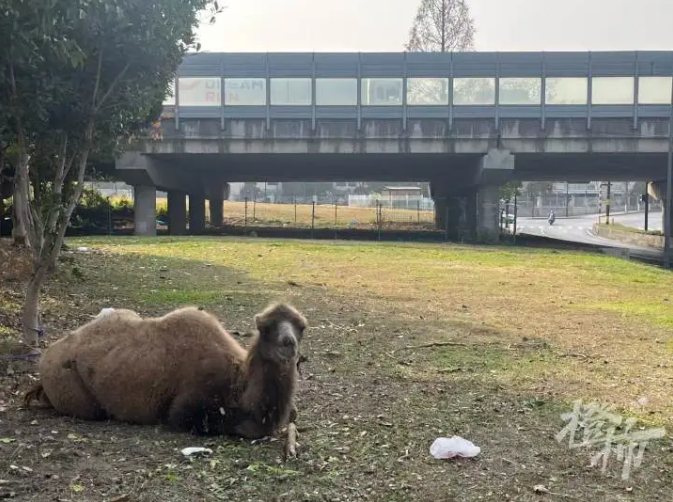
[547,210,556,225]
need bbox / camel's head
[253,303,308,363]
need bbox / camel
[24,302,308,440]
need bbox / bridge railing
[159,52,673,128]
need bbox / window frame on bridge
[315,78,358,106]
[270,77,313,106]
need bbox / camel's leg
[167,393,235,436]
[289,404,298,423]
[167,393,208,435]
[41,360,107,421]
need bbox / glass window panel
[163,80,175,105]
[178,77,221,106]
[270,78,312,106]
[407,78,449,105]
[545,78,587,105]
[499,78,541,105]
[591,77,634,105]
[638,76,672,105]
[453,78,495,105]
[224,78,267,106]
[362,78,403,106]
[316,78,357,105]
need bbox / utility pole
[644,192,649,232]
[513,189,518,245]
[606,181,611,225]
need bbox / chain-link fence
[218,197,436,232]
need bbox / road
[512,211,665,263]
[606,210,662,232]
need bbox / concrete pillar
[477,185,500,242]
[188,193,206,233]
[464,191,478,240]
[133,185,156,236]
[432,196,463,235]
[647,180,670,236]
[431,182,462,235]
[167,191,187,235]
[210,197,223,227]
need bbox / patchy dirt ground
[1,237,672,501]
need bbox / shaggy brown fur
[24,303,308,439]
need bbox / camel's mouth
[278,345,298,361]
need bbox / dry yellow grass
[218,200,435,229]
[109,195,436,229]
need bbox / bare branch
[406,0,475,53]
[54,134,68,184]
[91,47,104,110]
[96,62,131,111]
[62,149,78,181]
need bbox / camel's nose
[281,336,296,347]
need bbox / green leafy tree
[0,0,222,347]
[524,181,554,200]
[500,181,522,201]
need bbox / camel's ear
[254,310,276,335]
[253,313,266,332]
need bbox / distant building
[550,181,632,195]
[381,186,424,199]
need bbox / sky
[196,0,673,53]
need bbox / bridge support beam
[206,182,229,228]
[648,179,673,246]
[431,148,513,241]
[189,193,206,234]
[210,197,223,227]
[167,191,187,235]
[432,195,461,236]
[133,185,156,237]
[476,185,501,242]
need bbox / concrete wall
[149,117,670,155]
[593,224,664,248]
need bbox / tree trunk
[11,151,32,248]
[22,265,47,348]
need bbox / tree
[1,0,222,348]
[406,0,475,53]
[500,181,522,202]
[524,182,554,200]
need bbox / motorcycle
[548,215,556,226]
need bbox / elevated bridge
[116,51,673,238]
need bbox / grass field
[1,236,672,501]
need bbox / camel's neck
[239,348,297,434]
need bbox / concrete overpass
[116,51,673,239]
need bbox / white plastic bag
[430,436,481,459]
[181,447,213,457]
